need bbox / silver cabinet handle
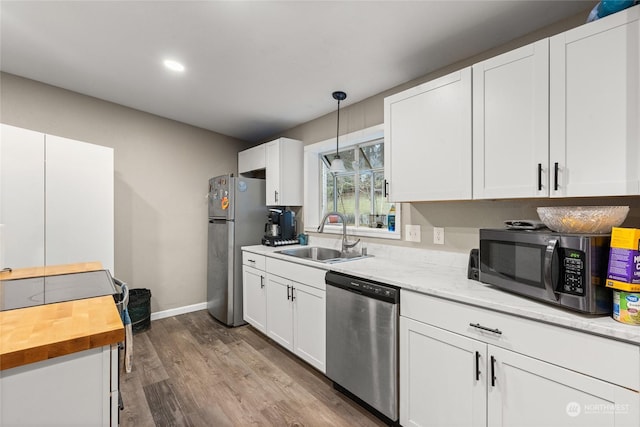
[469,323,502,335]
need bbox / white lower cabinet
[265,273,326,373]
[401,317,486,427]
[400,291,640,427]
[0,345,119,426]
[488,346,639,427]
[242,264,267,333]
[242,253,326,373]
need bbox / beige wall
[273,5,640,254]
[1,72,250,312]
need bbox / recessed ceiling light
[163,59,185,72]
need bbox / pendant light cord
[335,98,341,158]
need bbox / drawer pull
[469,323,502,335]
[491,355,497,387]
[248,259,256,263]
[475,351,481,381]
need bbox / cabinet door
[400,317,486,427]
[265,140,280,205]
[238,144,266,174]
[265,274,293,351]
[550,7,640,197]
[265,138,303,206]
[384,67,472,201]
[488,346,640,427]
[473,39,549,199]
[45,135,114,273]
[242,265,267,333]
[0,124,45,269]
[292,282,326,373]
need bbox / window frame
[303,124,401,240]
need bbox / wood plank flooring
[120,310,387,426]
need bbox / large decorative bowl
[536,206,629,234]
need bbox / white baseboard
[150,302,207,321]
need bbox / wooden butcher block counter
[0,262,124,370]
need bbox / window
[321,139,393,229]
[303,124,400,239]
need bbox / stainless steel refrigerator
[207,174,266,326]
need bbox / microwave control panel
[560,249,585,295]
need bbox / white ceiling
[0,1,593,143]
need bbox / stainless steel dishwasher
[325,271,400,424]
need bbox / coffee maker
[262,208,297,246]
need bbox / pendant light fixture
[330,91,347,173]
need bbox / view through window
[321,138,395,230]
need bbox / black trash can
[128,288,152,333]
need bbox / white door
[45,135,114,273]
[265,274,293,351]
[549,7,640,197]
[384,67,472,201]
[242,265,267,333]
[265,140,280,205]
[400,317,486,427]
[488,346,640,427]
[0,124,45,269]
[473,39,550,199]
[292,282,326,373]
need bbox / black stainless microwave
[479,228,612,314]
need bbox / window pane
[359,141,384,169]
[335,174,356,226]
[323,163,335,213]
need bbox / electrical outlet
[433,227,445,245]
[405,224,421,242]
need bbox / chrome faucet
[317,211,360,253]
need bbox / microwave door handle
[544,238,560,301]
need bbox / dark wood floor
[120,310,387,426]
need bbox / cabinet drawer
[242,252,265,270]
[266,257,326,290]
[401,290,640,391]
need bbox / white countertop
[243,240,640,345]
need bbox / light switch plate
[433,227,445,245]
[405,224,421,242]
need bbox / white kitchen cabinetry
[242,252,267,333]
[0,345,119,426]
[473,39,550,199]
[45,134,114,273]
[0,124,45,269]
[400,291,640,427]
[238,143,266,174]
[549,6,640,197]
[401,317,486,427]
[264,257,326,373]
[0,124,114,273]
[265,138,303,206]
[384,67,472,201]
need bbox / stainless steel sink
[276,246,371,264]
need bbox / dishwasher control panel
[326,271,399,303]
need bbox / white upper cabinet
[473,39,550,199]
[384,67,472,202]
[238,144,266,174]
[549,6,640,197]
[0,124,114,273]
[0,124,45,269]
[45,134,114,273]
[265,138,303,206]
